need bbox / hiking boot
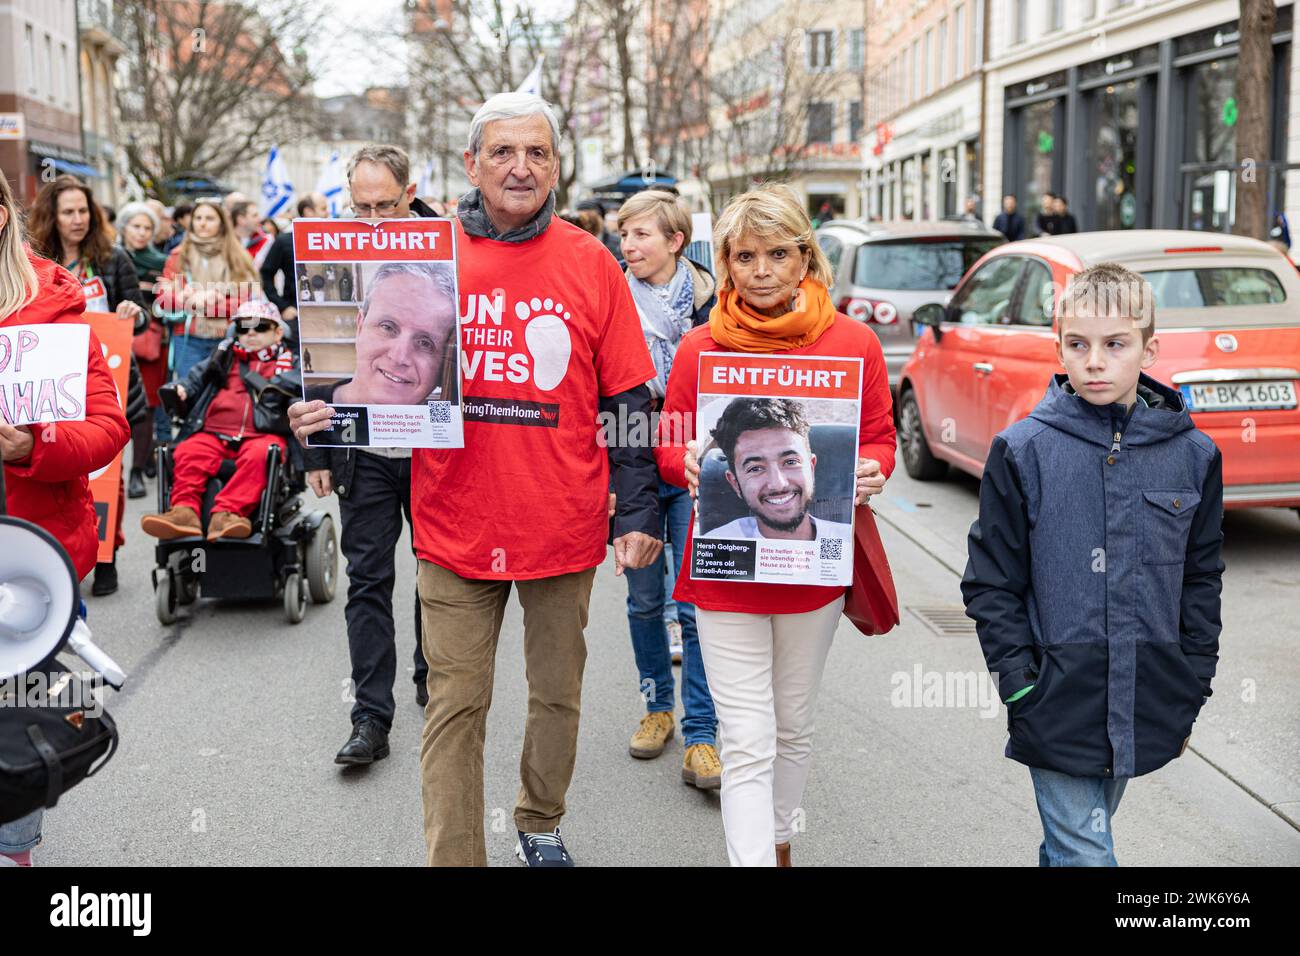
[207,511,252,540]
[681,743,722,789]
[140,505,201,540]
[629,711,674,759]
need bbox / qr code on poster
[819,537,844,561]
[428,401,451,424]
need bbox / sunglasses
[236,320,278,334]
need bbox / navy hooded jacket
[961,372,1224,779]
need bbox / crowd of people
[0,90,1222,869]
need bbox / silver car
[816,219,1005,388]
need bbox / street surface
[42,459,1300,866]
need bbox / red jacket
[655,313,897,614]
[158,247,247,340]
[3,251,131,579]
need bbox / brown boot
[207,511,252,540]
[140,505,201,540]
[775,842,792,867]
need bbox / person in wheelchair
[141,300,300,541]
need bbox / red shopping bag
[843,504,900,636]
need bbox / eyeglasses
[350,197,403,217]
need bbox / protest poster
[0,323,90,427]
[691,352,862,586]
[292,217,463,448]
[84,312,131,563]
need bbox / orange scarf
[708,278,836,353]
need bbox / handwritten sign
[0,323,90,426]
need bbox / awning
[49,158,102,178]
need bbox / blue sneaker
[515,828,574,867]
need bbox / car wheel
[899,389,948,481]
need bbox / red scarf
[232,341,294,374]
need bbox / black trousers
[338,451,428,731]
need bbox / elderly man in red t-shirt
[290,93,661,867]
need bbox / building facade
[864,0,986,222]
[0,0,86,204]
[78,0,126,208]
[703,0,867,220]
[983,0,1297,234]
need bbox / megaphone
[0,515,126,689]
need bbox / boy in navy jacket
[961,263,1224,866]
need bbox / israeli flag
[260,145,294,218]
[314,149,345,218]
[516,56,544,96]
[417,159,435,200]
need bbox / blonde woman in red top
[655,185,896,866]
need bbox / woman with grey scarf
[615,190,722,793]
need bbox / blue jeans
[624,481,716,746]
[663,541,679,625]
[154,404,172,445]
[0,809,41,856]
[1029,766,1128,866]
[170,332,223,386]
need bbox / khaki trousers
[417,559,595,866]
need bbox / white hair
[116,201,159,239]
[466,92,560,158]
[361,262,456,317]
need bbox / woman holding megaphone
[0,171,130,865]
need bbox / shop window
[1091,80,1141,230]
[1020,99,1059,223]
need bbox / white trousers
[695,595,844,867]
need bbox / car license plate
[1181,380,1298,411]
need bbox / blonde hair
[713,184,833,292]
[178,199,260,285]
[0,172,39,319]
[1058,262,1156,342]
[617,190,692,257]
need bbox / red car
[898,230,1300,512]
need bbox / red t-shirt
[411,219,655,580]
[655,314,897,614]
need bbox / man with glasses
[302,144,435,768]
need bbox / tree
[704,9,849,189]
[1234,0,1276,239]
[116,0,321,200]
[401,0,602,206]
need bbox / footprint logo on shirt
[516,297,572,391]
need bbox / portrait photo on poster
[292,217,463,448]
[691,353,862,586]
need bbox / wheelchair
[148,433,338,626]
